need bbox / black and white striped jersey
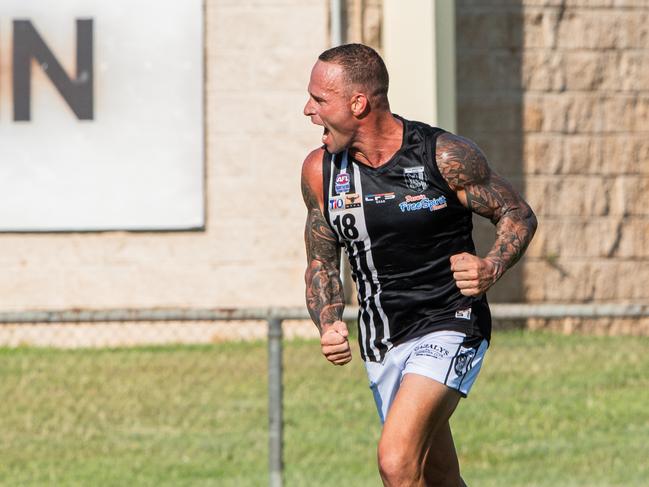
[322,117,492,362]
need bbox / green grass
[0,331,648,486]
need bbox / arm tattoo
[437,134,538,280]
[301,177,344,333]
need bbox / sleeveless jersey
[322,117,492,362]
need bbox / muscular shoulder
[435,132,491,191]
[301,147,326,210]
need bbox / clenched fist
[320,321,352,366]
[450,252,499,297]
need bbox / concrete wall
[457,0,649,330]
[0,0,327,314]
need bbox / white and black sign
[0,0,203,231]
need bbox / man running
[301,43,537,487]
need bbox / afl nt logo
[335,173,350,193]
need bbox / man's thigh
[367,331,488,423]
[379,373,462,462]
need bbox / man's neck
[348,113,404,168]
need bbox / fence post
[268,317,283,487]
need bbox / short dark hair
[318,43,389,105]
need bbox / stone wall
[457,0,649,330]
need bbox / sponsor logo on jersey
[413,343,450,360]
[334,173,350,193]
[455,308,472,320]
[364,192,396,204]
[329,193,361,211]
[329,197,345,212]
[344,192,361,208]
[403,166,429,192]
[399,195,448,213]
[454,348,477,376]
[405,194,426,203]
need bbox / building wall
[0,0,327,313]
[342,0,383,48]
[3,0,647,340]
[457,0,649,331]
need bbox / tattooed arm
[302,149,351,365]
[436,133,538,296]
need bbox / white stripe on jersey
[339,151,349,176]
[327,151,392,361]
[329,153,371,360]
[345,240,378,361]
[328,153,337,197]
[343,157,380,361]
[350,161,392,352]
[328,152,378,360]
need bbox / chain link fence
[2,305,649,486]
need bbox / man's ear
[350,93,369,116]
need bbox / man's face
[304,61,355,154]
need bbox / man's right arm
[301,149,351,365]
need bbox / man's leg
[377,373,463,487]
[422,421,467,487]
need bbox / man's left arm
[436,132,538,296]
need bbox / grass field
[1,330,648,486]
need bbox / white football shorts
[365,330,489,423]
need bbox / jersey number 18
[333,214,359,240]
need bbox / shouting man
[301,44,537,487]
